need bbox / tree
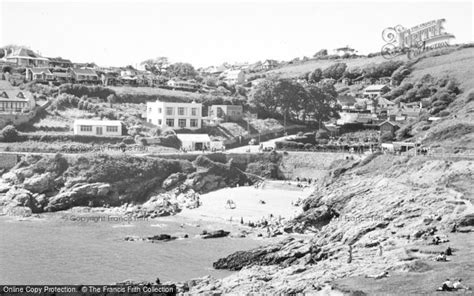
[308,68,323,83]
[303,83,340,127]
[313,49,328,58]
[1,125,18,142]
[167,62,197,79]
[322,63,347,80]
[107,94,117,107]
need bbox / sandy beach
[175,180,313,225]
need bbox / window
[178,119,186,128]
[148,107,152,112]
[166,107,174,115]
[80,125,92,132]
[106,126,118,133]
[166,119,174,127]
[190,119,198,128]
[191,108,197,116]
[158,108,162,114]
[178,107,186,116]
[158,119,162,125]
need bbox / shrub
[122,136,135,144]
[1,125,19,142]
[316,129,329,139]
[380,132,394,142]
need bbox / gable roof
[29,68,52,75]
[71,68,98,76]
[378,120,400,127]
[337,95,357,106]
[0,90,31,101]
[377,97,395,105]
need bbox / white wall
[73,123,122,136]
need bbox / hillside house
[167,80,198,91]
[208,105,243,122]
[73,119,123,136]
[379,120,400,137]
[363,85,390,99]
[3,48,49,67]
[337,95,357,110]
[25,68,54,82]
[146,100,202,130]
[176,134,211,151]
[52,71,72,83]
[334,46,356,57]
[262,60,279,70]
[221,69,245,85]
[47,57,73,68]
[377,96,396,110]
[69,68,99,83]
[0,90,35,113]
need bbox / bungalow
[376,97,395,110]
[0,90,35,113]
[3,48,49,67]
[337,95,357,110]
[176,133,211,151]
[25,68,54,82]
[262,59,279,70]
[334,46,356,57]
[69,68,99,83]
[73,119,123,136]
[363,85,391,99]
[379,120,400,137]
[167,79,198,91]
[47,57,73,68]
[52,71,72,83]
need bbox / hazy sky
[0,0,472,68]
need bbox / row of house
[25,68,99,83]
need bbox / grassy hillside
[110,86,203,101]
[267,55,407,79]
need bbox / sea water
[0,214,264,284]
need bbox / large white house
[73,119,123,136]
[146,100,202,130]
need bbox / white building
[176,134,211,151]
[221,69,245,85]
[146,100,202,130]
[73,119,123,136]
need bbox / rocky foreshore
[174,154,474,294]
[0,153,252,216]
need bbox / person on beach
[453,279,470,290]
[437,279,454,291]
[379,244,383,257]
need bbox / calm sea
[0,214,265,284]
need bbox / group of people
[437,279,470,291]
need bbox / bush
[316,129,329,139]
[1,125,19,142]
[380,132,394,142]
[122,136,135,145]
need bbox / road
[227,134,296,153]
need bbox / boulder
[148,234,177,241]
[457,213,474,227]
[22,172,55,194]
[3,187,40,211]
[45,182,113,212]
[201,230,230,239]
[162,173,186,190]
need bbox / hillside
[184,153,474,294]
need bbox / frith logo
[381,19,455,59]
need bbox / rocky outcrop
[45,182,114,212]
[162,173,186,190]
[125,234,179,242]
[187,156,250,193]
[22,172,55,194]
[201,230,230,239]
[213,237,326,270]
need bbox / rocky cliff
[0,153,251,214]
[186,153,474,294]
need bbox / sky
[0,0,472,68]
